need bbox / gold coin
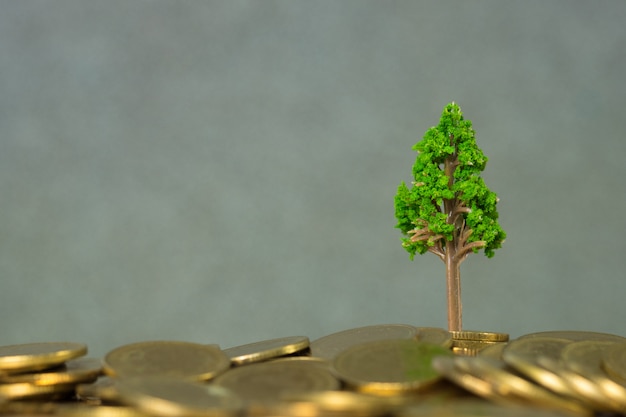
[398,398,578,417]
[103,341,230,381]
[451,340,501,357]
[561,340,626,410]
[268,356,329,365]
[431,356,511,406]
[331,339,452,395]
[450,330,509,343]
[452,356,592,416]
[534,355,620,413]
[602,342,626,385]
[502,336,575,397]
[223,336,309,366]
[478,343,507,360]
[0,342,87,373]
[415,327,453,348]
[76,376,121,405]
[54,404,155,417]
[0,357,102,386]
[281,390,394,417]
[504,336,571,360]
[310,324,419,361]
[518,331,626,343]
[115,376,243,417]
[0,381,76,400]
[212,358,340,405]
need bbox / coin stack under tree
[2,324,626,416]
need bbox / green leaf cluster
[394,103,506,260]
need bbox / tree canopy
[395,102,506,263]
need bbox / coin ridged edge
[225,336,310,365]
[450,331,509,342]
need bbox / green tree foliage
[395,102,506,264]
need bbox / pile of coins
[1,325,626,416]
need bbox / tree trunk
[445,241,462,331]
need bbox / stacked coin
[0,341,102,413]
[3,326,626,416]
[449,330,509,356]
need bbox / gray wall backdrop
[2,1,626,357]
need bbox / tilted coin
[431,356,511,407]
[415,327,452,348]
[223,336,309,366]
[268,356,329,365]
[561,340,620,375]
[534,355,620,413]
[502,337,575,397]
[0,357,102,386]
[211,358,339,405]
[452,356,592,416]
[450,330,509,343]
[561,340,626,409]
[517,331,626,343]
[602,342,626,385]
[103,341,230,381]
[332,339,452,395]
[310,324,419,361]
[0,342,87,373]
[115,376,243,417]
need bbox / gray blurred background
[2,1,626,357]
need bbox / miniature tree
[394,102,506,332]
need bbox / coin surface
[503,336,571,360]
[310,324,419,361]
[601,342,626,384]
[115,376,243,417]
[0,342,87,373]
[103,341,230,381]
[223,336,309,365]
[332,339,452,395]
[415,327,453,348]
[478,342,507,360]
[450,330,509,343]
[211,357,339,405]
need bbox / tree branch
[455,240,486,264]
[449,201,470,227]
[428,245,446,261]
[458,223,474,248]
[408,226,446,261]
